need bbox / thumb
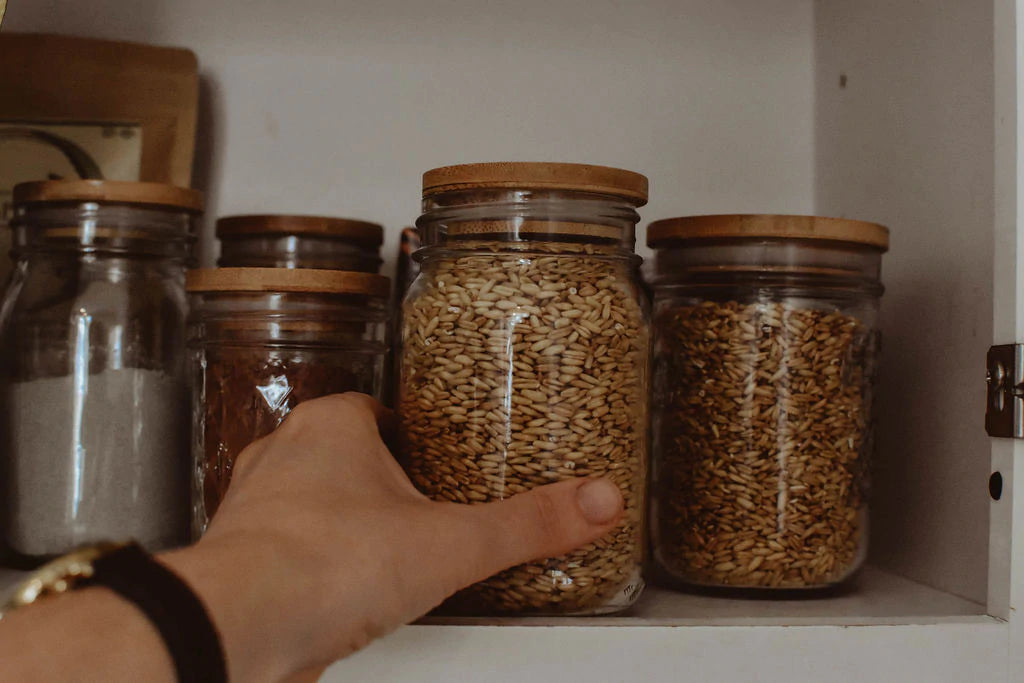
[441,477,625,589]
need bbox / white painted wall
[814,1,995,605]
[4,0,816,270]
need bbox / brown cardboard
[0,33,199,285]
[0,33,198,185]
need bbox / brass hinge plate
[986,344,1024,438]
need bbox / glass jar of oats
[399,162,650,615]
[647,214,889,591]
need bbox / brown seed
[653,300,870,589]
[400,240,648,613]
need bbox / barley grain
[654,300,873,588]
[401,241,648,613]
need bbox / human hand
[162,393,625,682]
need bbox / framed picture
[0,120,144,225]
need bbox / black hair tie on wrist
[85,542,228,683]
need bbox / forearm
[0,584,174,682]
[0,540,295,683]
[0,394,626,682]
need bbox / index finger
[330,392,398,443]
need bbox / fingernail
[576,479,623,524]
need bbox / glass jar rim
[647,214,889,252]
[186,267,391,298]
[413,240,642,265]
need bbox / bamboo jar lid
[14,179,204,212]
[186,268,390,298]
[647,214,889,251]
[216,215,383,246]
[422,162,649,206]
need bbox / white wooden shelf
[2,565,1002,681]
[421,566,986,628]
[327,623,1006,683]
[323,567,1001,682]
[3,564,983,627]
[326,567,1003,682]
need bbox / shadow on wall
[868,274,988,577]
[192,74,224,268]
[868,285,926,570]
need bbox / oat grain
[400,242,648,613]
[653,300,873,588]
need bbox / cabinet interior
[2,0,1000,622]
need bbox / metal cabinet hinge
[986,344,1024,437]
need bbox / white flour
[3,368,189,556]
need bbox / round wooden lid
[14,179,204,212]
[647,214,889,251]
[422,162,649,206]
[186,268,390,297]
[216,214,383,246]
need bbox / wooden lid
[422,162,648,206]
[216,214,383,245]
[186,268,390,297]
[647,214,889,251]
[445,220,623,240]
[14,179,204,212]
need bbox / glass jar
[216,214,383,272]
[0,180,202,563]
[394,226,421,302]
[399,162,650,615]
[188,267,390,537]
[386,227,421,406]
[647,214,889,590]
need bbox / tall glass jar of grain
[399,162,650,616]
[647,214,888,590]
[0,180,202,565]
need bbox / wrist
[159,537,301,682]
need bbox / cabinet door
[999,0,1024,673]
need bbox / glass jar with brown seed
[647,214,888,591]
[187,267,390,538]
[400,162,651,615]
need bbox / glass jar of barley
[647,215,888,590]
[399,162,650,615]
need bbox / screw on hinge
[989,360,1009,412]
[988,360,1006,388]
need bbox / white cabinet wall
[815,0,995,607]
[5,0,1023,679]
